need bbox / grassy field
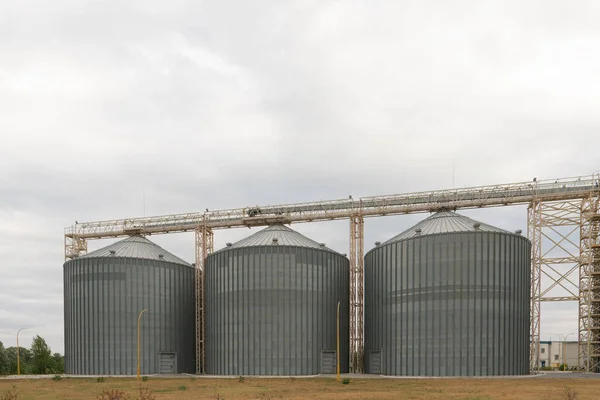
[0,376,598,400]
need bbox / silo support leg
[528,200,586,373]
[579,196,600,373]
[196,225,213,374]
[528,203,542,373]
[350,215,364,373]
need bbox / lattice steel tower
[580,195,600,372]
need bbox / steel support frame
[529,200,582,372]
[349,215,364,373]
[579,195,600,372]
[64,233,88,261]
[64,175,598,241]
[195,223,213,374]
[61,173,600,375]
[528,202,542,372]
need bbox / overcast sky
[1,1,598,355]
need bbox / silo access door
[370,350,382,374]
[321,351,336,374]
[158,352,177,374]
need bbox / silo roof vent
[374,241,381,246]
[272,238,279,244]
[415,228,422,236]
[473,222,481,230]
[515,229,522,235]
[158,253,164,259]
[109,250,116,255]
[319,243,326,247]
[226,242,233,247]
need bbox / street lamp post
[137,309,149,381]
[336,301,340,381]
[16,328,27,376]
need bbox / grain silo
[63,235,195,375]
[364,211,530,376]
[205,224,349,375]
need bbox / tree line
[0,335,64,375]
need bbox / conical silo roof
[222,224,339,253]
[79,235,190,266]
[382,210,510,244]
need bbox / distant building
[538,341,579,369]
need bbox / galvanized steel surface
[63,237,195,375]
[224,224,335,250]
[206,235,350,375]
[383,211,510,243]
[79,236,189,264]
[365,215,531,376]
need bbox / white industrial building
[537,341,579,369]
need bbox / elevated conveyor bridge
[65,173,600,374]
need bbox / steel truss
[64,235,87,260]
[195,224,213,374]
[528,202,542,371]
[580,196,600,372]
[64,173,600,374]
[349,215,364,373]
[64,176,597,241]
[528,201,582,371]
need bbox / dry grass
[0,377,598,400]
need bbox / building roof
[382,210,511,244]
[221,224,339,253]
[79,235,190,266]
[540,340,578,344]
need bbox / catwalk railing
[65,174,599,245]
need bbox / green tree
[0,341,8,375]
[6,347,33,375]
[0,336,64,375]
[30,336,53,374]
[51,353,64,374]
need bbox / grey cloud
[1,0,599,353]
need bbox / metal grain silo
[63,236,195,375]
[205,224,349,375]
[364,211,530,376]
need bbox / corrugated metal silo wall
[364,232,531,376]
[63,257,195,374]
[205,246,350,375]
